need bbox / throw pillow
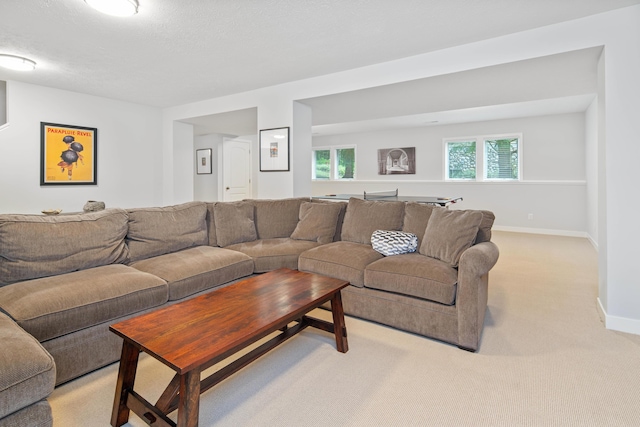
[290,202,342,244]
[213,201,257,247]
[371,230,418,256]
[402,202,435,247]
[420,208,483,267]
[341,198,405,244]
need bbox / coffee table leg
[177,369,201,427]
[111,341,140,427]
[331,291,349,353]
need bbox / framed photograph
[196,148,212,174]
[378,147,416,175]
[41,122,97,185]
[260,127,290,172]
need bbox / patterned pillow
[371,230,418,256]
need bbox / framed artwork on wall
[259,127,290,171]
[196,148,213,174]
[378,147,416,175]
[40,122,97,185]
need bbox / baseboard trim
[492,225,588,238]
[597,298,640,336]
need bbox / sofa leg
[457,345,477,353]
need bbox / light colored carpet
[49,231,640,426]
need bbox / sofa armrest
[455,241,500,351]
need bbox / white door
[222,138,252,201]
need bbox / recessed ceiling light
[0,54,36,71]
[84,0,138,16]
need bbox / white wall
[194,134,221,202]
[0,81,162,214]
[312,113,587,234]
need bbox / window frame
[444,138,478,181]
[312,145,357,181]
[482,133,522,182]
[443,133,523,182]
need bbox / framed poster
[196,148,212,174]
[40,122,97,185]
[378,147,416,175]
[260,127,289,171]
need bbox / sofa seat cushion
[226,238,321,273]
[298,241,384,287]
[0,312,55,421]
[129,246,254,300]
[0,265,168,342]
[364,253,458,305]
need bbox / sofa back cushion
[290,202,342,244]
[419,208,483,267]
[126,202,208,262]
[476,210,496,243]
[251,198,309,239]
[402,202,435,248]
[214,201,257,247]
[206,202,218,246]
[0,209,129,286]
[341,198,405,244]
[311,199,347,242]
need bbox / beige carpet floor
[48,231,640,426]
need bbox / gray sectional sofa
[0,197,498,426]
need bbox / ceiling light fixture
[84,0,138,16]
[0,54,36,71]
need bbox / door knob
[226,187,230,190]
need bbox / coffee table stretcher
[110,269,349,427]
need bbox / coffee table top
[110,268,349,374]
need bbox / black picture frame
[259,127,290,172]
[40,122,98,185]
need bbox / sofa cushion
[129,246,254,300]
[126,202,208,262]
[476,210,496,243]
[298,241,384,287]
[341,198,405,244]
[226,238,321,273]
[205,202,218,246]
[420,208,483,267]
[290,202,342,244]
[0,312,55,421]
[0,400,52,427]
[214,201,257,247]
[0,209,129,287]
[364,253,458,305]
[0,265,168,342]
[402,202,435,247]
[251,198,309,239]
[311,199,347,242]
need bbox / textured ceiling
[1,0,638,108]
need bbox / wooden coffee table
[110,268,349,427]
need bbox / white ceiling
[1,0,637,109]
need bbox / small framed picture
[40,122,98,185]
[260,127,289,172]
[196,149,212,174]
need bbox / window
[444,134,521,181]
[313,149,330,179]
[312,146,356,180]
[484,138,519,180]
[336,147,355,179]
[446,140,476,180]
